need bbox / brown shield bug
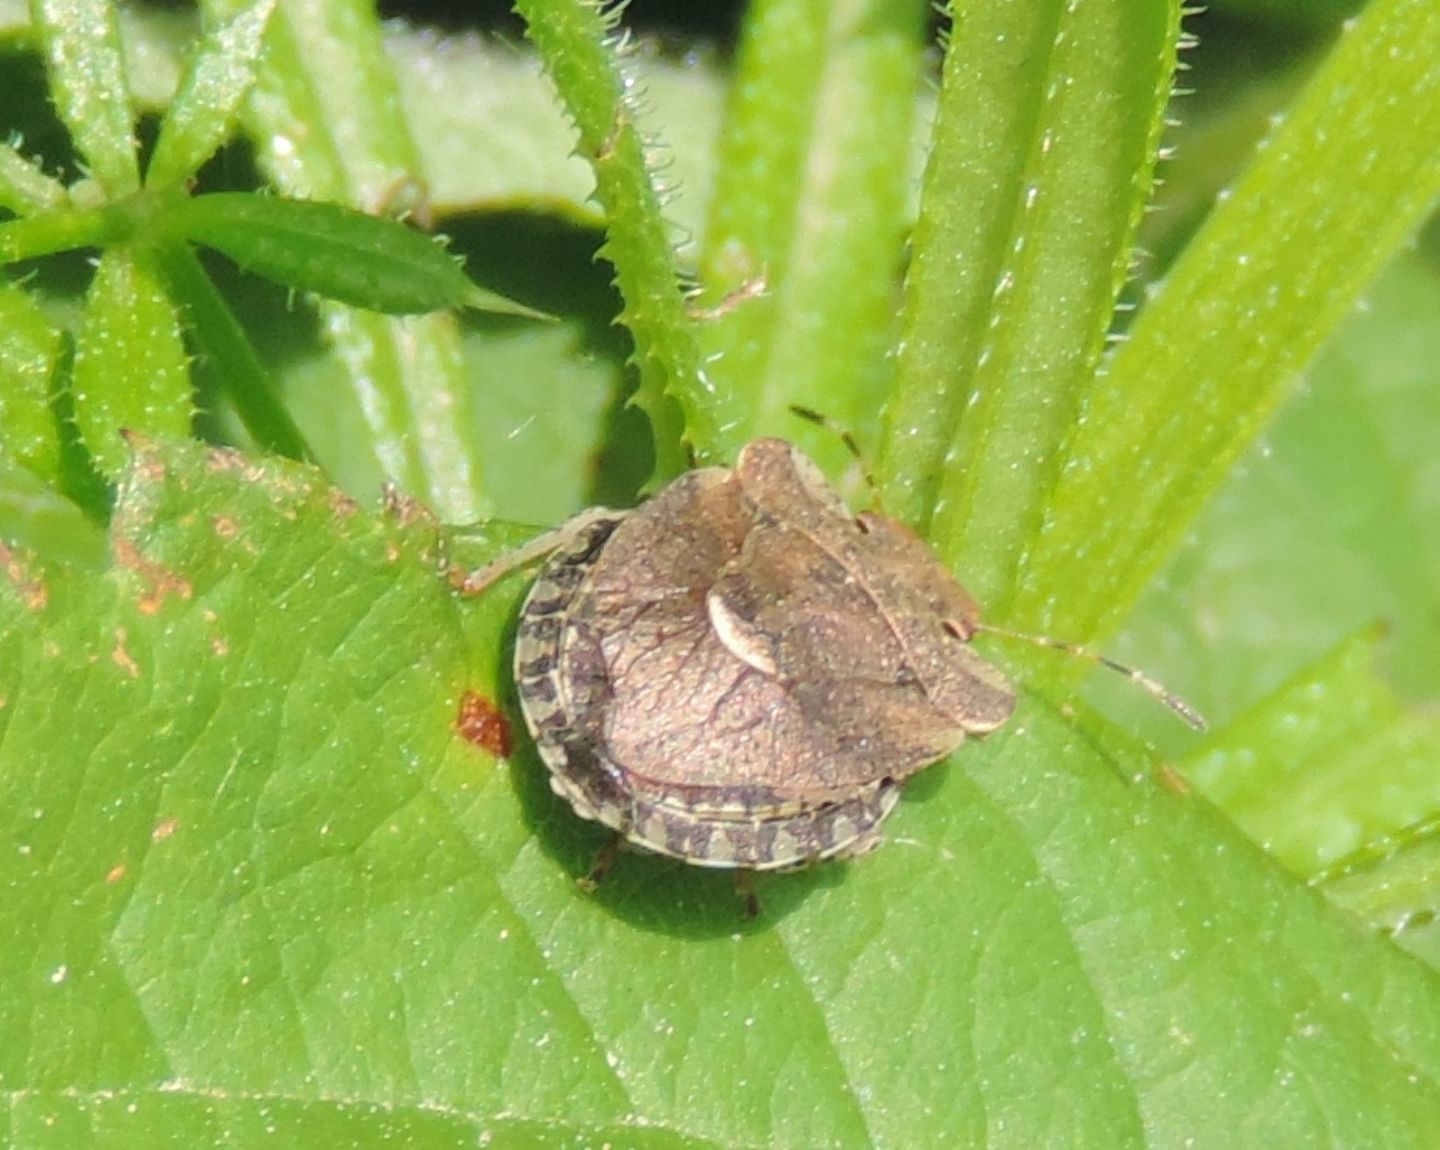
[458,437,1202,875]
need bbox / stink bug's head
[786,405,1207,732]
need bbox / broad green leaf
[0,281,63,481]
[170,193,533,317]
[70,246,191,478]
[3,438,1440,1146]
[382,26,599,223]
[209,0,488,525]
[385,28,726,248]
[0,446,105,567]
[3,1093,727,1148]
[1013,0,1440,646]
[144,0,277,190]
[29,0,139,197]
[1185,628,1440,876]
[694,0,929,473]
[516,0,702,481]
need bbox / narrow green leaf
[145,237,313,462]
[694,0,928,471]
[145,0,277,190]
[207,0,429,211]
[878,0,1181,618]
[0,141,67,214]
[1014,0,1440,643]
[0,202,125,263]
[3,440,1440,1146]
[206,0,490,523]
[30,0,140,197]
[169,192,506,316]
[1115,249,1440,746]
[0,282,64,481]
[327,309,491,521]
[515,0,702,480]
[70,247,191,477]
[1184,628,1440,876]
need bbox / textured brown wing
[579,444,1012,800]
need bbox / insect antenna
[972,620,1208,731]
[787,404,882,507]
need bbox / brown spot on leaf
[328,488,360,518]
[380,485,430,528]
[152,817,179,842]
[106,863,127,885]
[455,690,513,758]
[204,446,247,474]
[113,536,193,614]
[1156,764,1193,795]
[0,542,48,610]
[111,628,140,678]
[212,515,238,539]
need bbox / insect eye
[854,517,871,534]
[941,620,965,640]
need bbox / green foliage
[0,0,531,511]
[170,193,530,317]
[696,0,929,477]
[1,1,1438,1146]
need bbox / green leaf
[693,0,929,472]
[383,26,727,244]
[0,202,123,263]
[209,0,427,210]
[0,281,64,481]
[1185,628,1440,876]
[3,439,1440,1146]
[29,0,140,197]
[210,0,489,524]
[145,237,314,463]
[169,192,525,317]
[145,0,277,190]
[0,140,67,213]
[70,246,191,478]
[878,0,1180,615]
[516,0,702,481]
[1012,0,1440,645]
[1320,819,1440,967]
[1112,248,1440,749]
[0,448,105,568]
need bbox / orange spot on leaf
[455,690,513,758]
[0,542,48,610]
[111,627,140,679]
[113,536,193,615]
[1156,763,1193,795]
